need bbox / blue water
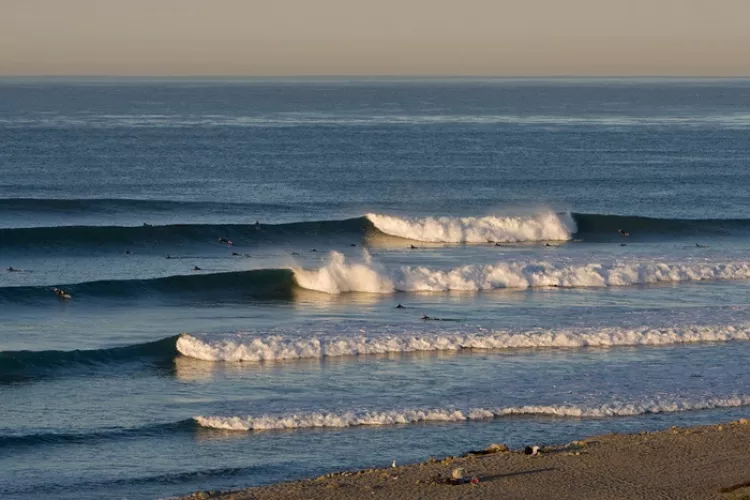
[2,78,750,500]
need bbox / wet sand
[184,419,750,500]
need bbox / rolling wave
[2,210,750,253]
[0,420,193,449]
[366,212,575,243]
[195,396,750,431]
[177,324,750,362]
[0,336,178,382]
[3,254,750,304]
[0,269,296,304]
[0,218,366,251]
[294,252,750,294]
[6,321,750,382]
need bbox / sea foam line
[176,323,750,362]
[366,212,576,243]
[194,396,750,431]
[292,251,750,294]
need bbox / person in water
[396,304,405,309]
[193,266,202,271]
[7,266,20,272]
[217,237,232,245]
[52,288,71,299]
[617,229,630,237]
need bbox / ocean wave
[366,212,575,243]
[194,396,750,431]
[3,210,750,250]
[176,324,750,362]
[0,336,178,382]
[294,251,750,294]
[0,218,366,251]
[0,420,192,449]
[0,269,296,304]
[5,255,750,304]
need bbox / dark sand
[184,419,750,500]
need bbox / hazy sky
[2,0,750,76]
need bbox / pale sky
[2,0,750,76]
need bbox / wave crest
[366,212,575,243]
[176,323,750,362]
[293,253,750,294]
[194,396,750,431]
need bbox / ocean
[2,78,750,500]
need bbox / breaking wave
[4,209,750,253]
[366,212,576,243]
[294,251,750,294]
[194,396,750,431]
[176,323,750,362]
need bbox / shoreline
[183,419,750,500]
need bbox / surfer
[421,314,433,320]
[255,221,261,230]
[217,237,232,245]
[696,243,708,248]
[232,252,240,256]
[193,266,202,271]
[396,304,406,309]
[311,248,317,252]
[165,254,174,259]
[52,288,71,300]
[7,266,20,272]
[125,250,132,255]
[410,244,418,249]
[617,229,630,237]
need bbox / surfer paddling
[617,229,630,237]
[217,237,232,245]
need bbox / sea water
[2,78,750,499]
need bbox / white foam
[366,212,575,243]
[293,251,393,294]
[176,323,750,362]
[194,395,750,431]
[292,253,750,294]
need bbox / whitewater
[176,323,750,362]
[293,251,750,294]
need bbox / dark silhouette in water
[7,266,20,272]
[217,237,232,245]
[125,250,132,255]
[52,288,71,300]
[396,304,406,309]
[617,229,630,237]
[193,266,202,271]
[410,245,418,249]
[696,243,709,248]
[311,248,317,252]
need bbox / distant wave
[0,336,178,383]
[195,395,750,431]
[2,209,749,252]
[177,323,750,362]
[3,113,750,129]
[294,251,750,294]
[366,212,575,243]
[0,218,366,251]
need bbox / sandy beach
[183,419,750,500]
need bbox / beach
[184,420,750,500]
